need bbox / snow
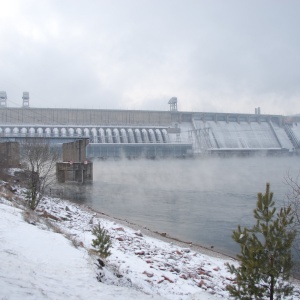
[1,180,299,300]
[0,203,163,300]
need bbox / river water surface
[75,156,300,257]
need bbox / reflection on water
[69,156,299,257]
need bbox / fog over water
[79,156,299,256]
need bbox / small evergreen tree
[91,223,112,259]
[226,183,296,300]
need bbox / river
[70,156,300,258]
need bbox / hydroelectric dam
[0,102,300,159]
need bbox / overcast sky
[0,0,299,115]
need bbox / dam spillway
[186,112,299,155]
[0,107,299,158]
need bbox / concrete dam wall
[0,107,299,158]
[0,107,171,126]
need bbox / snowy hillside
[0,180,299,299]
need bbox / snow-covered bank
[0,203,164,300]
[1,181,299,299]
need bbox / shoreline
[10,170,234,260]
[75,201,300,281]
[78,201,237,261]
[73,201,300,285]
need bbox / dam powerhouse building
[0,95,300,159]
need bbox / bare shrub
[21,138,60,210]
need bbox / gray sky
[0,0,299,115]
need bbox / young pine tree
[91,223,112,259]
[226,183,296,300]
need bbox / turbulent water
[73,156,299,256]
